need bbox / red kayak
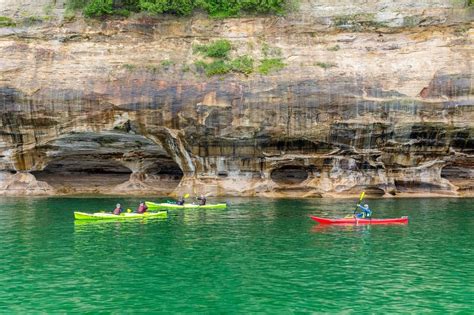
[310,216,408,225]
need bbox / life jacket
[137,204,147,213]
[198,197,206,205]
[113,207,123,215]
[357,204,372,218]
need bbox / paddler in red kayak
[136,201,148,214]
[355,204,372,218]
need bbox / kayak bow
[310,216,408,225]
[74,211,168,220]
[145,201,227,210]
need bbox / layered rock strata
[0,0,472,197]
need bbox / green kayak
[145,201,227,210]
[74,211,168,220]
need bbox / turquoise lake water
[0,197,472,312]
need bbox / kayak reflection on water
[311,223,373,234]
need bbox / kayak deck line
[74,211,168,220]
[310,215,409,225]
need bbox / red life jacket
[137,204,147,213]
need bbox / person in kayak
[355,204,372,218]
[136,201,148,214]
[113,203,123,215]
[197,194,207,206]
[176,196,185,205]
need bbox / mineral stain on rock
[0,1,472,197]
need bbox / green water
[0,197,472,313]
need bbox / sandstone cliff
[0,0,472,197]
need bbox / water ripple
[0,197,472,312]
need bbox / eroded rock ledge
[0,1,472,197]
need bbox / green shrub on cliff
[192,40,255,76]
[333,13,386,31]
[258,58,285,74]
[122,63,137,71]
[21,16,44,26]
[257,43,285,74]
[194,40,232,59]
[0,16,16,27]
[161,59,175,67]
[195,57,255,76]
[201,60,232,76]
[262,42,282,58]
[315,62,337,69]
[229,55,254,75]
[193,40,288,76]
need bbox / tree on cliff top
[72,0,294,18]
[84,0,113,17]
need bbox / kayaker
[176,196,185,205]
[113,203,123,215]
[137,201,148,214]
[356,204,372,218]
[197,194,207,206]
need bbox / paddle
[353,191,365,217]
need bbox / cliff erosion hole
[394,180,444,192]
[32,157,132,190]
[31,131,186,193]
[142,160,184,191]
[271,166,309,185]
[441,165,471,181]
[441,163,473,192]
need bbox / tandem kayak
[74,211,168,220]
[145,201,227,210]
[310,216,408,225]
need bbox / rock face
[0,0,473,197]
